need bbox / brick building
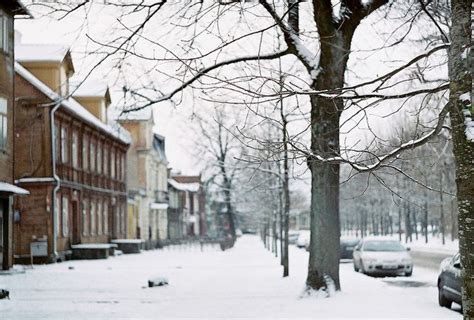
[13,42,130,263]
[0,1,30,271]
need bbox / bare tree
[28,0,459,295]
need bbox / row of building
[0,1,207,270]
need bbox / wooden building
[13,42,130,263]
[0,1,30,271]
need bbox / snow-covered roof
[71,79,110,99]
[15,43,71,64]
[168,179,200,193]
[15,62,131,144]
[111,105,154,122]
[0,182,29,195]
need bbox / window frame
[72,130,78,168]
[0,97,7,150]
[61,126,68,164]
[62,195,69,237]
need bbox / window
[72,131,78,168]
[62,196,69,237]
[103,147,108,176]
[55,196,60,237]
[90,199,96,235]
[97,200,102,235]
[0,97,7,150]
[111,151,115,179]
[82,135,88,170]
[97,142,102,174]
[0,14,3,52]
[90,140,96,172]
[55,123,60,161]
[61,126,68,163]
[121,204,126,234]
[0,12,10,54]
[122,154,126,181]
[82,199,88,236]
[103,202,108,234]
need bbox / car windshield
[363,240,406,252]
[341,239,359,246]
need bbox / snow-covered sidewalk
[0,236,461,319]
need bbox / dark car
[438,252,462,310]
[340,238,360,259]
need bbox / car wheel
[353,263,359,272]
[405,271,412,277]
[438,281,452,309]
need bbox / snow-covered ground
[0,236,461,319]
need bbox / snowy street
[0,236,462,319]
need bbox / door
[71,201,81,244]
[0,198,9,270]
[0,202,3,266]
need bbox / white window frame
[72,130,78,168]
[97,142,102,174]
[90,140,96,172]
[0,97,7,150]
[0,12,9,54]
[82,199,88,236]
[61,126,68,163]
[111,151,115,179]
[82,135,88,170]
[97,200,103,235]
[90,199,96,235]
[62,196,69,237]
[103,202,108,234]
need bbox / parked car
[296,230,310,249]
[235,229,243,237]
[242,228,257,234]
[340,238,360,259]
[353,238,413,276]
[289,231,300,245]
[438,252,462,310]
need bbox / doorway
[71,201,81,244]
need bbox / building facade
[13,42,130,263]
[172,175,206,237]
[167,178,185,240]
[119,114,168,248]
[0,1,29,271]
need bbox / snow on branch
[302,100,451,172]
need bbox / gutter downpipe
[50,101,61,261]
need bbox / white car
[353,238,413,276]
[296,230,310,249]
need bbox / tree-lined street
[0,236,462,319]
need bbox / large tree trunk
[448,0,472,316]
[307,28,349,291]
